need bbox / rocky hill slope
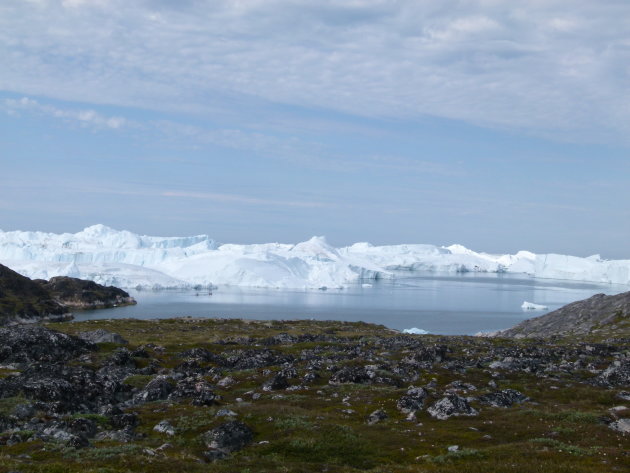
[0,263,135,324]
[498,291,630,338]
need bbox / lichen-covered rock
[396,386,428,413]
[400,345,448,367]
[366,409,388,425]
[478,389,527,407]
[169,377,218,406]
[0,363,129,413]
[262,373,289,391]
[596,359,630,387]
[609,418,630,434]
[134,375,174,403]
[220,349,294,370]
[202,421,254,461]
[428,394,478,420]
[0,326,94,364]
[154,420,176,436]
[329,366,373,385]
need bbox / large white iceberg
[0,224,629,289]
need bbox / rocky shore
[0,264,136,325]
[0,316,628,473]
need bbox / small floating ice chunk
[521,301,548,311]
[403,327,429,335]
[361,283,373,288]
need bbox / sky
[1,0,629,258]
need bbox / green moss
[530,438,601,456]
[427,448,486,463]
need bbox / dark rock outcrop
[0,264,69,324]
[202,421,254,461]
[40,276,136,311]
[478,389,527,407]
[0,325,95,364]
[0,263,136,325]
[396,386,428,413]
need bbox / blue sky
[1,0,629,257]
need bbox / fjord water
[74,273,627,335]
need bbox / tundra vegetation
[0,316,628,473]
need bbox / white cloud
[4,96,130,130]
[1,1,629,142]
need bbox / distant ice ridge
[0,224,629,289]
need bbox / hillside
[498,291,630,339]
[0,264,69,323]
[0,264,136,324]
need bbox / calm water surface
[74,273,628,335]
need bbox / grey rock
[154,420,176,436]
[169,377,218,406]
[428,394,478,420]
[0,326,94,364]
[596,359,630,387]
[396,386,428,413]
[366,409,388,425]
[478,389,527,408]
[262,373,289,391]
[203,420,253,461]
[215,409,238,418]
[329,366,373,385]
[134,376,173,403]
[609,418,630,434]
[78,329,128,345]
[12,403,35,420]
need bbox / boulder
[202,421,254,461]
[396,386,428,413]
[154,420,176,436]
[596,359,630,387]
[366,409,388,425]
[609,418,630,434]
[262,373,289,391]
[428,394,478,420]
[134,376,174,403]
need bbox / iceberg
[402,327,429,335]
[0,224,629,289]
[521,301,549,311]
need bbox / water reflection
[74,273,626,335]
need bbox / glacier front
[0,224,629,289]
